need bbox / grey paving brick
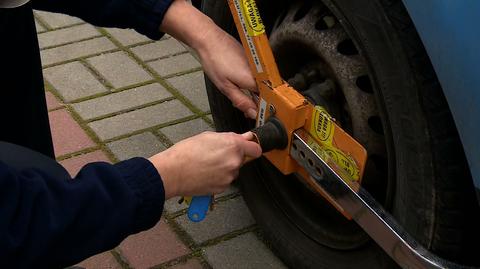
[35,11,83,29]
[38,24,100,49]
[41,37,116,66]
[176,197,255,243]
[167,71,209,112]
[88,100,193,140]
[72,83,172,120]
[107,132,166,161]
[104,28,150,46]
[87,51,152,88]
[149,53,200,77]
[204,233,287,269]
[131,38,187,61]
[159,118,213,144]
[44,61,108,102]
[35,20,45,33]
[164,198,188,214]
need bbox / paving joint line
[150,251,211,269]
[46,82,120,163]
[196,225,258,249]
[35,20,86,33]
[33,13,52,31]
[65,80,158,105]
[40,34,103,51]
[111,249,133,269]
[56,146,102,162]
[143,51,191,63]
[161,67,203,79]
[79,58,115,90]
[99,114,202,144]
[96,28,206,118]
[163,216,212,268]
[42,47,121,69]
[81,97,176,123]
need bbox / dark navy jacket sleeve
[0,142,165,268]
[32,0,175,40]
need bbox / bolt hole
[292,143,298,151]
[294,2,313,21]
[356,75,373,93]
[368,116,384,135]
[315,16,336,30]
[308,159,314,167]
[300,151,306,159]
[315,166,324,177]
[337,39,359,56]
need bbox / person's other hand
[195,28,258,119]
[159,0,258,119]
[148,132,261,199]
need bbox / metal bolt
[269,104,276,115]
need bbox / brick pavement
[35,10,286,269]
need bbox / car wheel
[202,0,480,268]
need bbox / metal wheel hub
[263,1,390,250]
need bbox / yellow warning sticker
[311,106,334,144]
[308,106,360,181]
[241,0,265,36]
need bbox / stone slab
[104,28,150,46]
[38,24,100,49]
[44,61,108,102]
[88,100,193,140]
[167,71,209,112]
[169,258,203,269]
[131,38,187,61]
[41,37,116,66]
[49,109,96,157]
[72,83,172,120]
[149,53,200,77]
[176,197,255,244]
[204,233,287,269]
[87,51,152,88]
[159,118,213,144]
[107,132,166,161]
[77,251,121,269]
[35,11,83,29]
[45,91,63,110]
[119,219,190,269]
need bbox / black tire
[202,0,480,268]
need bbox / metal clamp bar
[291,129,473,269]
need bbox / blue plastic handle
[187,195,212,222]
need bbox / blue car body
[402,0,480,202]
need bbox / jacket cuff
[114,157,165,233]
[133,0,175,40]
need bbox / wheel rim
[254,1,393,250]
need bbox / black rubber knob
[252,117,288,153]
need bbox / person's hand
[159,0,258,119]
[148,132,262,199]
[195,28,258,119]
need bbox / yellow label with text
[311,106,334,144]
[309,106,360,181]
[241,0,265,36]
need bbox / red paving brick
[170,258,204,269]
[60,150,110,176]
[119,219,190,269]
[77,251,122,269]
[45,91,63,110]
[49,109,96,157]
